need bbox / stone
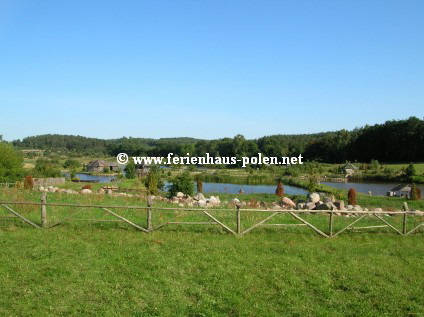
[176,192,184,198]
[193,193,205,201]
[98,188,105,194]
[231,198,240,204]
[39,186,45,192]
[282,197,296,207]
[106,189,113,195]
[373,208,383,212]
[308,193,320,203]
[197,200,207,207]
[178,203,184,207]
[297,203,305,210]
[305,202,316,210]
[81,189,92,194]
[334,201,345,210]
[353,205,363,212]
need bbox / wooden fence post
[402,202,409,235]
[41,192,47,228]
[329,210,334,237]
[236,205,241,235]
[147,195,153,232]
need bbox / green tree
[0,142,24,182]
[168,172,194,197]
[124,161,137,179]
[405,163,416,178]
[63,159,81,179]
[144,166,164,195]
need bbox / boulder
[353,205,363,212]
[297,202,305,210]
[178,203,184,207]
[305,202,316,210]
[315,203,330,210]
[106,189,113,195]
[334,201,345,211]
[193,193,205,201]
[81,189,92,194]
[176,192,184,198]
[209,196,220,206]
[98,188,105,194]
[282,197,296,208]
[308,193,320,203]
[39,186,45,192]
[231,198,240,204]
[197,200,207,207]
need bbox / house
[387,184,412,198]
[86,160,120,173]
[136,163,150,177]
[340,163,358,176]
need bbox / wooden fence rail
[0,195,423,237]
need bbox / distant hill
[10,117,424,163]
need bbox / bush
[168,172,194,198]
[144,166,164,195]
[411,183,421,200]
[23,175,34,190]
[0,142,24,182]
[348,188,357,205]
[196,178,203,193]
[275,180,284,197]
[33,158,61,178]
[124,161,136,179]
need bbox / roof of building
[87,160,118,167]
[341,163,358,170]
[390,184,412,192]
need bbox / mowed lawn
[1,227,424,317]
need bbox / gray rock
[308,193,320,203]
[193,193,205,201]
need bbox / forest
[10,117,424,164]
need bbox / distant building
[340,163,358,176]
[136,163,150,177]
[86,160,120,173]
[387,184,412,198]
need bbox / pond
[322,181,424,196]
[163,181,308,195]
[64,173,117,183]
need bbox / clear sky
[1,0,423,141]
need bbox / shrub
[124,161,136,179]
[411,183,421,200]
[196,178,203,193]
[405,163,416,178]
[0,142,24,182]
[23,175,34,190]
[168,172,194,198]
[275,180,285,197]
[348,188,357,205]
[144,166,164,195]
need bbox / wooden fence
[0,194,423,237]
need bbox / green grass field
[1,228,424,316]
[1,189,424,316]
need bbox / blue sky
[1,0,423,141]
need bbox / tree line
[11,116,424,164]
